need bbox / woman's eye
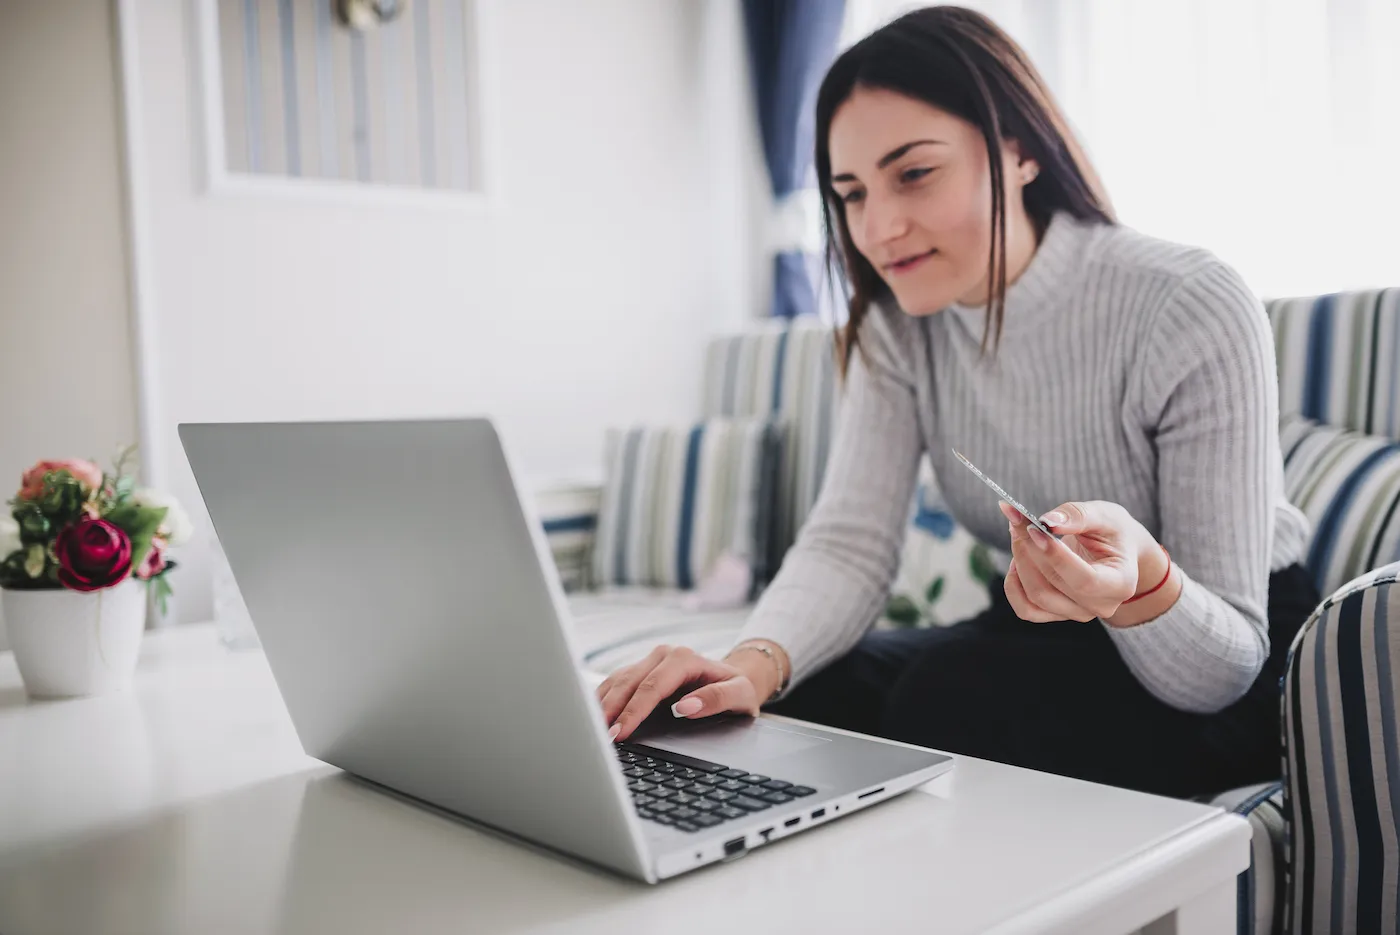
[900,167,933,184]
[840,189,865,205]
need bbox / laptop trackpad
[639,717,830,769]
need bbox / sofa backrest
[1267,288,1400,438]
[700,320,841,573]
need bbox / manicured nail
[608,723,620,741]
[1041,511,1066,528]
[1027,525,1049,549]
[672,697,703,717]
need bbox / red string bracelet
[1123,546,1172,604]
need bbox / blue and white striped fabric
[1268,289,1400,439]
[1281,414,1400,596]
[701,321,840,572]
[1282,561,1400,935]
[1209,782,1287,935]
[591,418,786,591]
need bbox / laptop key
[696,774,725,786]
[633,795,656,808]
[692,814,723,828]
[707,790,738,803]
[649,787,678,800]
[717,768,747,779]
[691,798,720,812]
[716,805,746,820]
[787,786,817,797]
[664,778,690,790]
[671,793,698,806]
[761,780,792,791]
[684,783,712,796]
[731,795,771,811]
[677,768,707,781]
[675,821,701,832]
[645,772,671,784]
[740,774,769,785]
[652,814,676,826]
[623,767,649,779]
[718,780,747,793]
[627,782,655,794]
[671,807,699,820]
[759,791,793,805]
[651,801,677,814]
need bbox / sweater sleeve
[733,308,923,687]
[1106,259,1282,714]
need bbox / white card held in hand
[952,449,1056,537]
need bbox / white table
[0,624,1250,935]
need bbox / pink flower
[55,519,133,591]
[136,535,168,580]
[18,459,104,500]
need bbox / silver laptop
[178,417,953,882]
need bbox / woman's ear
[1003,139,1039,186]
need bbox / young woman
[596,6,1317,798]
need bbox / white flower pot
[1,580,146,698]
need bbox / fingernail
[608,724,620,741]
[672,697,703,717]
[1027,525,1049,549]
[1041,511,1066,527]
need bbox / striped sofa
[546,288,1400,935]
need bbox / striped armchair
[550,288,1400,935]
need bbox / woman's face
[828,86,1029,315]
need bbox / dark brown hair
[816,6,1114,372]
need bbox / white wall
[0,0,141,649]
[120,0,765,623]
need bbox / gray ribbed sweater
[737,212,1312,715]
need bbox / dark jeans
[767,564,1321,798]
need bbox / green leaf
[15,504,49,543]
[885,595,922,628]
[925,575,945,604]
[150,573,174,617]
[106,503,167,573]
[969,543,998,585]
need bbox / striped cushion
[1282,561,1400,935]
[1268,289,1400,438]
[1209,782,1287,935]
[591,418,786,591]
[1281,413,1400,595]
[701,321,840,571]
[535,483,602,593]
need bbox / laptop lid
[179,418,653,881]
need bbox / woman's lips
[885,249,937,275]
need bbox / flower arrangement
[0,449,190,613]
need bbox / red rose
[55,519,133,591]
[136,535,167,580]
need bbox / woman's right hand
[596,645,776,743]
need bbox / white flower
[0,517,20,559]
[133,488,194,546]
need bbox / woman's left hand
[999,500,1162,625]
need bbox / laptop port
[759,827,774,841]
[858,786,886,800]
[784,817,801,828]
[724,837,746,857]
[811,808,826,820]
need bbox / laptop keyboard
[615,742,816,833]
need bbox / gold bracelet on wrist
[729,642,790,702]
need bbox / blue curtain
[742,0,846,320]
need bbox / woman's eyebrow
[832,139,950,183]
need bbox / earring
[1023,165,1039,184]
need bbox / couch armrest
[1282,562,1400,935]
[534,481,603,593]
